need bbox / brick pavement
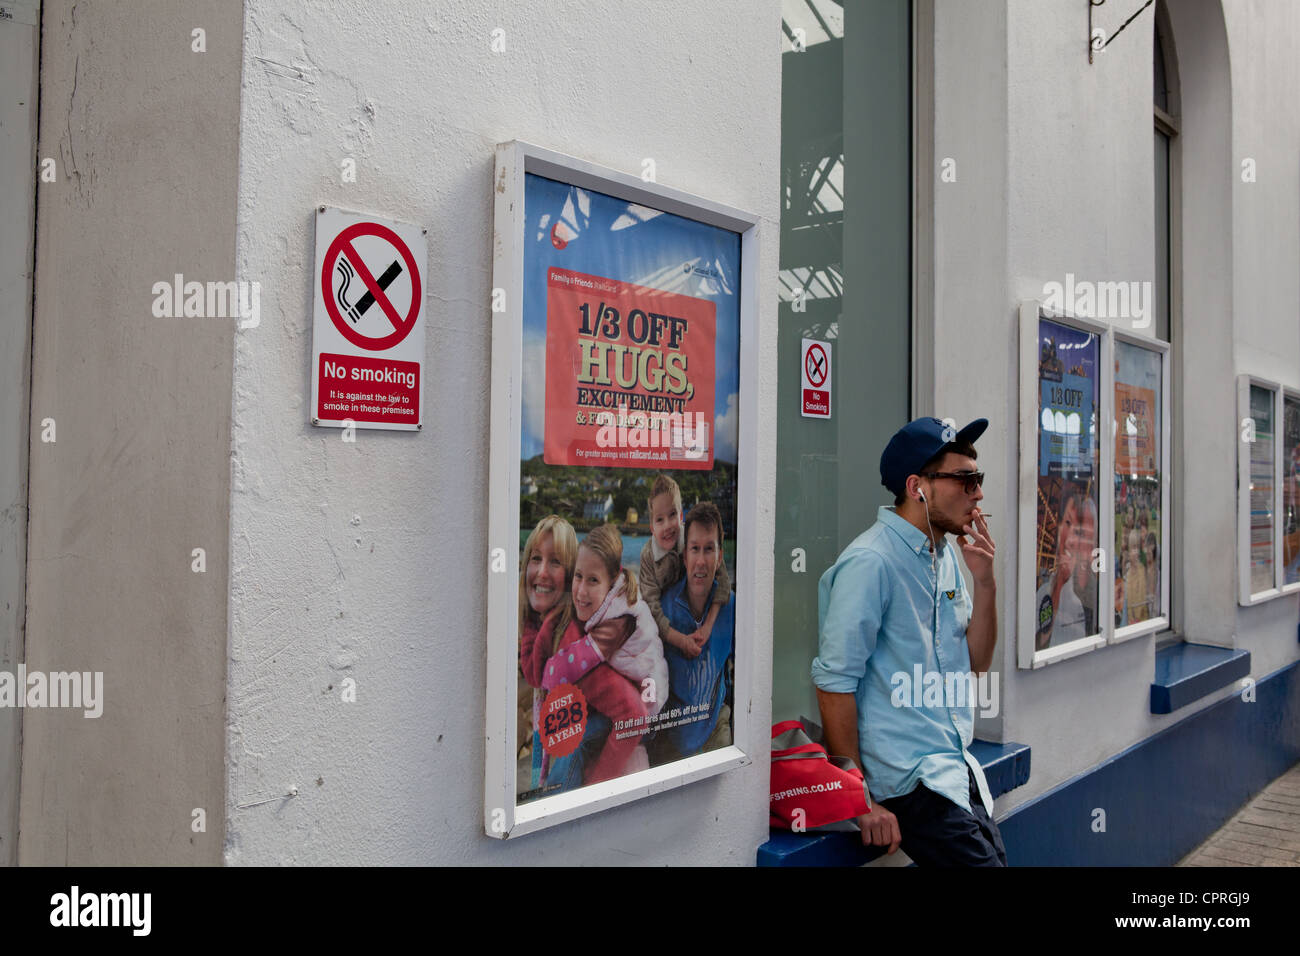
[1179,762,1300,866]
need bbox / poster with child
[514,174,742,805]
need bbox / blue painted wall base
[998,659,1300,866]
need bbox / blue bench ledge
[756,739,1031,867]
[1150,642,1251,714]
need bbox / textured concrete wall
[20,0,241,864]
[226,0,780,864]
[0,0,41,866]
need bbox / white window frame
[1236,375,1296,604]
[484,141,760,838]
[1017,302,1172,669]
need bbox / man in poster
[654,502,735,760]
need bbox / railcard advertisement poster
[515,173,741,804]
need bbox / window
[772,0,912,720]
[1152,2,1181,647]
[1153,8,1176,342]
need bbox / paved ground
[1179,762,1300,866]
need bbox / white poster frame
[484,141,759,838]
[1018,302,1109,669]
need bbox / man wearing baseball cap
[811,416,1005,865]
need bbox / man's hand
[958,509,997,588]
[858,803,901,854]
[589,616,633,658]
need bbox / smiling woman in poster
[518,515,581,790]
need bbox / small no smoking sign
[311,207,427,431]
[800,337,831,419]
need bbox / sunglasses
[920,471,985,494]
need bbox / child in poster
[639,473,732,660]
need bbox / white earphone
[916,484,938,575]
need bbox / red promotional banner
[544,267,715,470]
[1115,382,1157,476]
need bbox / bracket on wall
[1089,0,1155,64]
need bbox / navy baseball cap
[880,416,989,497]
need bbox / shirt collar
[878,505,945,558]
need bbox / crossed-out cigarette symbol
[335,255,404,326]
[805,345,827,386]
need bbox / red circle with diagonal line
[805,343,828,387]
[321,221,422,351]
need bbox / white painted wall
[931,0,1300,822]
[1224,0,1300,681]
[227,0,780,865]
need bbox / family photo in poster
[515,173,742,804]
[1034,319,1100,650]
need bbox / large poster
[516,173,741,805]
[1114,341,1163,626]
[1034,318,1100,650]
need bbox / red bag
[769,718,870,830]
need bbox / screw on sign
[321,221,422,352]
[805,343,828,387]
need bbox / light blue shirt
[811,506,993,815]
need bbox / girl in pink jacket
[541,524,669,784]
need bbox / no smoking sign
[800,338,831,419]
[311,207,427,430]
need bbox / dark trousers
[878,767,1008,867]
